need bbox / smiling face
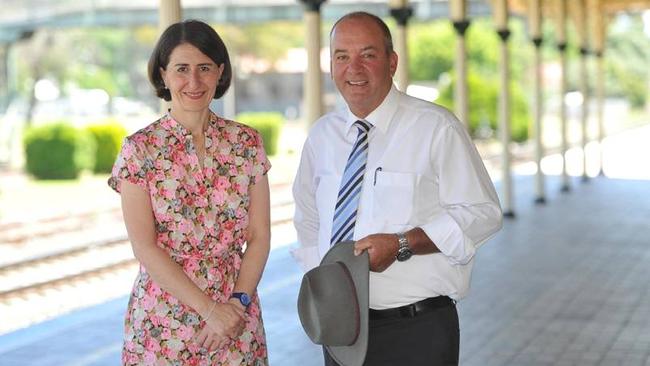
[160,43,224,116]
[330,16,398,118]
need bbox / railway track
[0,196,296,303]
[0,182,293,244]
[0,207,123,244]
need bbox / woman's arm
[120,181,244,349]
[229,174,271,308]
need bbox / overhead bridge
[0,0,492,43]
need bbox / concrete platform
[1,174,649,366]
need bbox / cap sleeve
[108,136,149,193]
[249,129,271,185]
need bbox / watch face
[240,293,251,306]
[396,248,412,262]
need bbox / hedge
[235,112,282,156]
[86,120,127,173]
[23,122,95,180]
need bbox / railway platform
[1,124,649,365]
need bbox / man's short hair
[330,11,394,55]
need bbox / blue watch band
[231,292,251,308]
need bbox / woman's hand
[194,302,246,352]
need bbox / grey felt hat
[297,240,369,366]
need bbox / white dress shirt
[292,85,503,309]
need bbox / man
[292,11,503,365]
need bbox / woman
[109,20,271,365]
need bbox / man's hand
[353,233,399,272]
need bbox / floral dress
[108,112,271,365]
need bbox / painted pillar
[158,0,181,113]
[159,0,181,33]
[299,0,326,126]
[595,50,605,176]
[529,0,545,204]
[389,0,413,92]
[593,3,606,176]
[223,64,237,119]
[0,45,8,112]
[450,0,470,129]
[555,0,570,192]
[493,0,514,218]
[576,0,590,182]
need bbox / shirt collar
[344,84,400,135]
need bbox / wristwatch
[395,232,413,262]
[230,292,252,308]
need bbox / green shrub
[23,122,96,180]
[86,120,128,173]
[236,112,282,156]
[437,71,530,142]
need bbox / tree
[604,14,650,108]
[215,21,305,66]
[407,18,531,142]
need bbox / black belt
[369,296,454,320]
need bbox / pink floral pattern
[109,112,271,365]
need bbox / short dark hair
[148,19,232,101]
[330,11,394,55]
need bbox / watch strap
[230,292,251,308]
[397,232,409,251]
[396,232,413,261]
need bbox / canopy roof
[1,0,648,44]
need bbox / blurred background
[1,0,649,365]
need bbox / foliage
[437,70,529,142]
[408,22,455,82]
[64,27,153,99]
[23,122,96,179]
[540,14,650,107]
[14,26,155,107]
[215,21,305,64]
[603,15,650,108]
[235,112,283,156]
[86,120,128,173]
[408,19,531,83]
[409,18,531,142]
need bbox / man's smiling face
[330,16,398,118]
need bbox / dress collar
[160,110,217,140]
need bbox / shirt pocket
[372,170,417,225]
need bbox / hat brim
[322,240,369,366]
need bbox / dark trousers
[324,300,459,366]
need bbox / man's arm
[292,139,322,272]
[355,120,502,271]
[419,122,503,265]
[354,228,436,272]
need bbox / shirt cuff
[290,246,321,273]
[420,213,476,265]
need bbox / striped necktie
[330,120,373,245]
